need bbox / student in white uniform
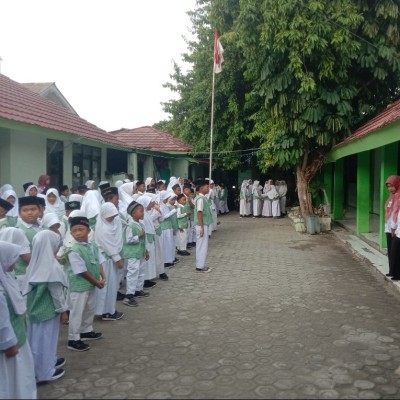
[207,180,218,233]
[239,180,250,217]
[252,180,262,217]
[159,191,177,268]
[176,194,191,256]
[136,195,158,287]
[94,203,124,321]
[0,240,37,399]
[261,180,273,217]
[44,188,65,221]
[22,230,68,382]
[153,192,168,281]
[194,180,212,273]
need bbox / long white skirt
[96,258,119,315]
[162,229,175,264]
[280,196,286,214]
[28,315,59,382]
[144,241,157,280]
[272,199,281,217]
[239,199,248,216]
[253,199,262,216]
[155,234,165,275]
[262,199,272,217]
[0,340,37,399]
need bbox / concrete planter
[319,216,331,232]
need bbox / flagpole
[209,64,216,181]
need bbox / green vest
[68,242,101,292]
[2,289,26,350]
[0,218,10,230]
[27,283,57,322]
[160,216,172,231]
[89,216,97,230]
[122,221,146,259]
[177,205,189,229]
[14,222,39,276]
[7,216,17,227]
[146,233,155,244]
[155,225,162,236]
[194,195,213,226]
[170,212,179,231]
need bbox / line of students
[0,175,216,399]
[239,179,287,218]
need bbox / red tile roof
[334,99,400,149]
[111,126,192,152]
[0,74,126,148]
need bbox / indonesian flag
[214,31,224,74]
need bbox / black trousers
[390,235,400,278]
[387,233,394,275]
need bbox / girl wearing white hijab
[22,230,68,382]
[1,189,19,226]
[145,177,155,191]
[0,240,37,399]
[44,188,65,221]
[252,180,262,217]
[136,195,157,286]
[152,193,167,280]
[159,191,177,267]
[94,203,124,321]
[239,180,250,217]
[118,182,136,218]
[115,180,124,188]
[80,189,102,229]
[261,180,272,217]
[24,184,39,197]
[0,183,13,197]
[69,193,83,203]
[85,180,95,190]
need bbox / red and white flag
[214,31,224,74]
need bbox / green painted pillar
[333,158,344,220]
[323,163,333,215]
[356,151,370,233]
[380,143,398,248]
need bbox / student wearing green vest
[0,240,37,399]
[0,198,15,230]
[176,193,191,256]
[15,196,42,285]
[122,201,150,307]
[67,217,105,352]
[194,180,213,273]
[183,185,196,249]
[22,230,68,382]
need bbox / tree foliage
[160,0,400,214]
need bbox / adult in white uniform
[252,180,262,217]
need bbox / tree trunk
[296,164,313,217]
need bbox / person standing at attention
[194,180,212,273]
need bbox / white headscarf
[69,210,87,218]
[119,182,136,215]
[81,190,102,219]
[1,189,19,218]
[115,180,124,188]
[136,195,156,234]
[22,230,68,295]
[94,203,123,257]
[42,212,61,229]
[167,177,179,191]
[25,184,38,196]
[69,194,83,203]
[44,188,65,220]
[145,177,154,189]
[0,240,26,315]
[85,180,95,189]
[123,178,131,183]
[0,227,30,255]
[0,184,13,197]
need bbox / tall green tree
[237,0,400,215]
[160,0,255,169]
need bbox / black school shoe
[67,340,90,352]
[144,280,157,289]
[55,357,66,368]
[134,290,150,297]
[102,311,124,321]
[80,331,103,341]
[159,273,169,281]
[116,291,125,301]
[164,262,174,268]
[177,250,190,256]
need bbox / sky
[0,0,197,132]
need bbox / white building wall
[170,159,189,179]
[143,156,154,180]
[10,130,47,196]
[128,153,138,178]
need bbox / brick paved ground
[39,212,400,399]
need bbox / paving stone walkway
[39,212,400,399]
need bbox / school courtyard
[39,213,400,399]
